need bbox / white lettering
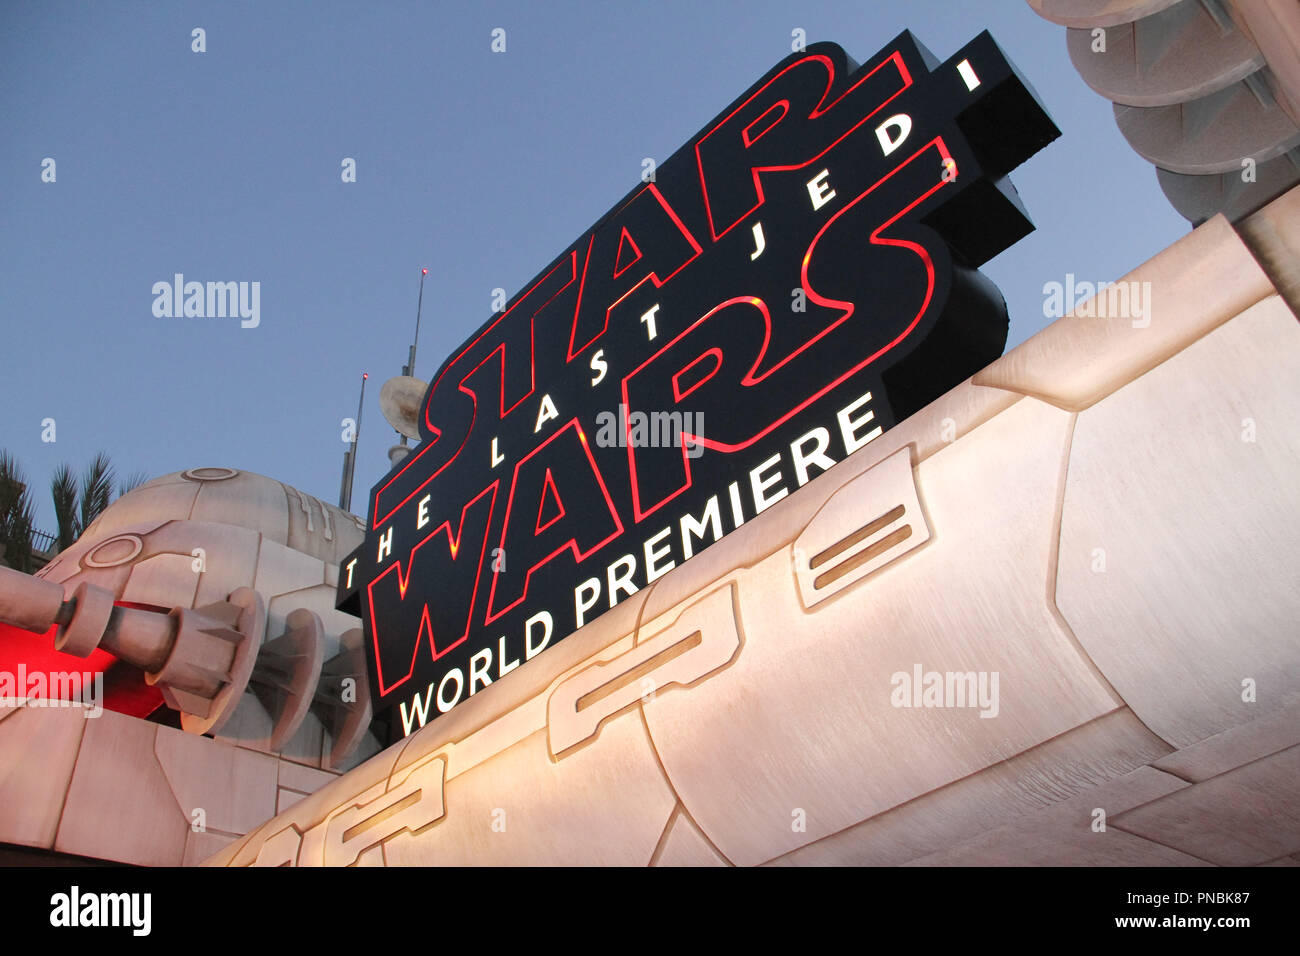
[806,169,836,210]
[837,391,882,455]
[749,453,788,514]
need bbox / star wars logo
[339,30,1059,740]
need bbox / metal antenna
[400,267,429,448]
[338,371,368,512]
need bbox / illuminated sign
[339,30,1059,739]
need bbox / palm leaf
[0,451,36,573]
[51,462,79,551]
[118,471,149,497]
[78,451,115,535]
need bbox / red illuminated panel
[0,619,164,718]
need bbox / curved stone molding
[1028,0,1183,29]
[1066,2,1263,107]
[1030,0,1300,222]
[1114,79,1300,175]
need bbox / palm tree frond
[78,451,115,535]
[0,451,37,573]
[118,471,149,497]
[51,463,79,551]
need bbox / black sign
[340,30,1059,740]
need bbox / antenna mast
[400,267,429,448]
[338,371,368,512]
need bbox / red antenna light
[421,268,428,275]
[362,372,368,380]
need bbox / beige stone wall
[197,187,1300,867]
[0,707,338,866]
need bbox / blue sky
[1,0,1187,533]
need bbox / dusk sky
[1,0,1187,533]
